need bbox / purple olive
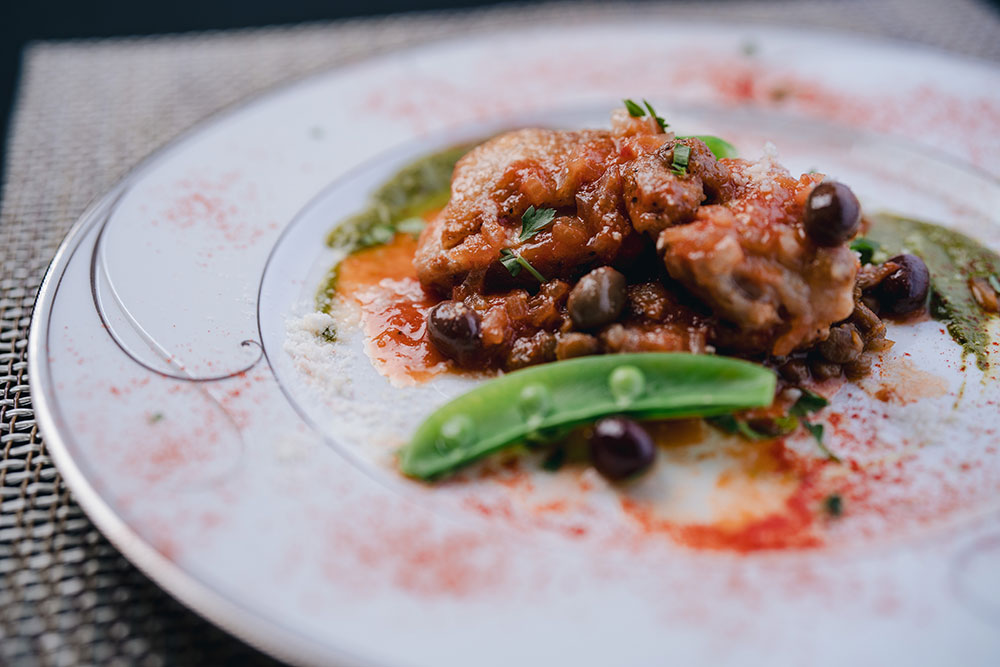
[803,181,861,247]
[589,417,656,481]
[427,300,481,366]
[876,254,930,315]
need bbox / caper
[778,358,810,384]
[817,324,864,364]
[427,300,481,366]
[803,181,861,247]
[810,356,843,381]
[567,267,627,330]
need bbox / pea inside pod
[398,353,776,480]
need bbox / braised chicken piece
[415,111,670,294]
[416,109,866,374]
[658,156,858,356]
[622,138,733,234]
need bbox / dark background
[0,0,530,198]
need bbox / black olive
[567,267,627,330]
[818,324,864,364]
[427,300,481,366]
[803,181,861,247]
[876,254,930,316]
[589,416,656,481]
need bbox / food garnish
[866,213,1000,369]
[849,237,882,265]
[642,100,668,130]
[325,142,473,254]
[623,99,646,117]
[518,205,557,241]
[823,494,844,517]
[319,105,998,489]
[398,353,776,480]
[623,98,668,130]
[678,134,739,159]
[706,388,838,461]
[499,248,547,283]
[669,144,691,176]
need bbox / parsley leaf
[850,237,881,265]
[541,446,566,472]
[499,248,546,283]
[670,144,691,176]
[679,135,738,159]
[499,248,522,276]
[623,99,645,117]
[319,325,338,343]
[790,388,829,417]
[518,206,556,241]
[708,388,840,462]
[988,274,1000,295]
[823,493,844,517]
[802,419,841,462]
[707,415,778,440]
[642,99,668,130]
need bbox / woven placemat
[2,1,998,665]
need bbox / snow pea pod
[679,135,739,159]
[399,353,776,480]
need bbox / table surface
[2,1,999,665]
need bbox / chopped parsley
[642,99,668,130]
[623,99,645,117]
[809,426,840,462]
[790,388,829,417]
[849,237,881,265]
[499,248,546,283]
[823,493,844,517]
[706,414,798,440]
[148,412,164,424]
[319,325,338,343]
[706,414,769,440]
[622,98,668,130]
[518,206,556,242]
[707,388,839,462]
[670,144,691,176]
[789,389,839,462]
[541,446,566,472]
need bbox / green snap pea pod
[679,135,739,160]
[399,353,776,480]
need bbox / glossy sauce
[336,233,451,385]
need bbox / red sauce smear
[336,233,450,384]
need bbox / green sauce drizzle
[324,142,475,253]
[867,213,1000,370]
[315,142,475,313]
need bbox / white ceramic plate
[29,21,1000,667]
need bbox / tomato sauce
[336,233,450,385]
